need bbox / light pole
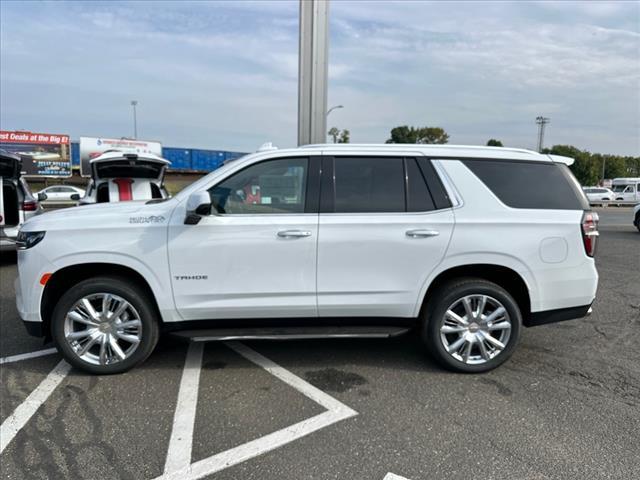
[327,104,343,116]
[535,116,550,152]
[131,100,138,139]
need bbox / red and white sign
[79,136,162,176]
[0,131,69,145]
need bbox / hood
[0,150,22,179]
[90,152,170,181]
[21,198,175,232]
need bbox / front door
[168,156,319,320]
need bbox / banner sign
[0,130,71,177]
[80,137,162,176]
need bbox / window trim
[206,155,320,216]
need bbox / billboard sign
[0,130,71,177]
[79,137,162,176]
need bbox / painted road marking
[0,359,71,454]
[163,342,205,475]
[156,341,358,480]
[384,473,412,480]
[0,347,58,365]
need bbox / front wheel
[51,276,160,374]
[422,278,522,373]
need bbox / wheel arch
[41,263,165,338]
[418,263,532,325]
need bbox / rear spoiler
[547,154,574,166]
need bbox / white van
[611,178,640,203]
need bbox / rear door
[316,155,454,318]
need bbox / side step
[170,326,411,342]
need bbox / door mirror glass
[38,192,48,202]
[70,193,80,201]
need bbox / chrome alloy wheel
[439,294,511,365]
[63,293,142,366]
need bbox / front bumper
[525,303,593,327]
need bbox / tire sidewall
[51,276,159,374]
[424,280,522,373]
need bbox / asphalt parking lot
[1,207,638,480]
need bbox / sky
[1,0,639,155]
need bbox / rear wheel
[635,212,640,232]
[422,278,522,373]
[51,276,159,374]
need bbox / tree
[328,127,340,144]
[386,126,449,144]
[338,129,350,143]
[487,139,503,147]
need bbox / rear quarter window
[462,159,589,210]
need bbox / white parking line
[384,473,412,480]
[156,341,357,480]
[163,342,204,475]
[0,347,58,365]
[0,359,71,454]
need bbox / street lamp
[327,105,343,116]
[131,100,138,139]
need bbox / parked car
[582,186,614,205]
[36,185,85,203]
[16,144,598,375]
[633,203,640,232]
[79,151,170,204]
[1,150,45,251]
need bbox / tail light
[581,211,599,257]
[22,200,38,212]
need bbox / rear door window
[462,159,589,210]
[333,157,405,213]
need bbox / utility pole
[298,0,329,146]
[535,116,549,152]
[131,100,138,139]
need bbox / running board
[170,326,411,342]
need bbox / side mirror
[185,191,212,225]
[38,192,48,202]
[70,194,80,201]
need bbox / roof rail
[299,143,540,155]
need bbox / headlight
[16,231,46,250]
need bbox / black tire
[635,212,640,232]
[422,278,522,373]
[51,276,160,374]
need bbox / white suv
[16,144,599,374]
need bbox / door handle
[406,229,440,238]
[277,230,312,238]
